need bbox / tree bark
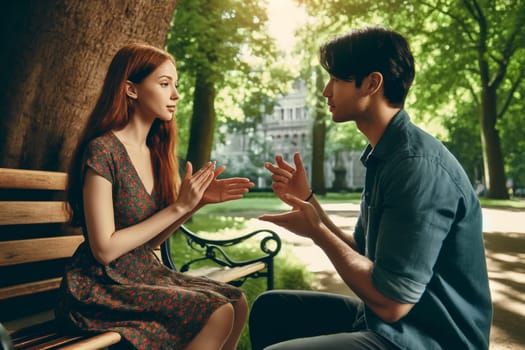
[186,71,216,169]
[475,12,509,200]
[480,86,508,199]
[0,0,177,171]
[311,67,327,195]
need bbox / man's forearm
[314,223,414,323]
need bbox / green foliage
[499,80,525,187]
[167,0,524,196]
[441,102,483,184]
[479,197,525,210]
[325,122,368,153]
[295,0,525,193]
[166,0,294,159]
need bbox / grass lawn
[479,197,525,210]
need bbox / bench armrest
[160,225,281,289]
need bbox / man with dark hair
[249,26,492,350]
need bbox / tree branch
[491,10,524,89]
[466,78,480,107]
[418,0,477,44]
[498,69,525,119]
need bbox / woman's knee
[186,303,235,350]
[212,303,235,328]
[235,293,249,319]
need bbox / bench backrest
[0,168,83,324]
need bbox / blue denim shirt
[354,110,492,349]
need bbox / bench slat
[0,168,67,190]
[0,236,84,267]
[16,334,82,350]
[10,327,119,350]
[57,332,122,350]
[0,277,62,300]
[184,262,266,283]
[0,202,69,225]
[7,319,87,350]
[29,336,85,350]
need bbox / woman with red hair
[56,43,253,350]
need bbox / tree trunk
[186,71,216,169]
[473,7,509,200]
[480,86,508,199]
[311,67,327,195]
[0,0,177,171]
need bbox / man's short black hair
[320,26,415,107]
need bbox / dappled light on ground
[484,231,525,349]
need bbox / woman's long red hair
[67,43,180,226]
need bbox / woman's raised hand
[264,152,311,207]
[176,161,215,211]
[200,165,255,205]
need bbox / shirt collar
[360,109,410,166]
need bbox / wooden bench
[0,168,281,350]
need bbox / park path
[239,204,525,350]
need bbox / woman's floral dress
[56,133,242,350]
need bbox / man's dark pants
[249,290,398,350]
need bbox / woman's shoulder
[84,133,123,183]
[86,132,120,153]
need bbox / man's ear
[366,72,383,95]
[125,81,138,100]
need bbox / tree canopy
[167,0,292,168]
[296,0,525,198]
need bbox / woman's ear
[125,81,138,100]
[366,72,383,95]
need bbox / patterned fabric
[56,132,242,350]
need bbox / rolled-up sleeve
[371,156,459,303]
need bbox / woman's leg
[185,303,234,350]
[249,290,361,350]
[223,293,249,350]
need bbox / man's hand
[265,152,311,208]
[200,165,254,205]
[259,194,324,241]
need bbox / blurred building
[213,79,365,191]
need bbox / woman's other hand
[201,165,255,205]
[176,161,215,211]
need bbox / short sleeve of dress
[84,138,114,184]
